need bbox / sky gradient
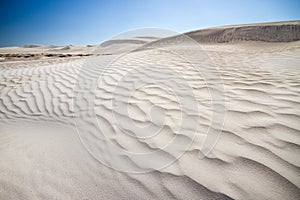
[0,0,299,47]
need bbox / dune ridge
[138,21,300,52]
[186,21,300,43]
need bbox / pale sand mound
[0,23,300,199]
[186,20,300,43]
[140,21,300,51]
[96,37,160,55]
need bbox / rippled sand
[1,32,300,199]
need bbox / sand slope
[0,22,300,200]
[139,21,300,51]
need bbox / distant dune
[22,44,42,48]
[138,21,300,51]
[100,39,147,47]
[186,20,300,43]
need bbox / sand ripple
[0,41,300,199]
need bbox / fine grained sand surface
[0,22,300,200]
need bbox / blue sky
[0,0,299,46]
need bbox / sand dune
[96,37,159,55]
[139,21,300,51]
[0,22,300,199]
[187,20,300,43]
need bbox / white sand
[0,24,300,200]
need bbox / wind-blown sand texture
[0,21,300,199]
